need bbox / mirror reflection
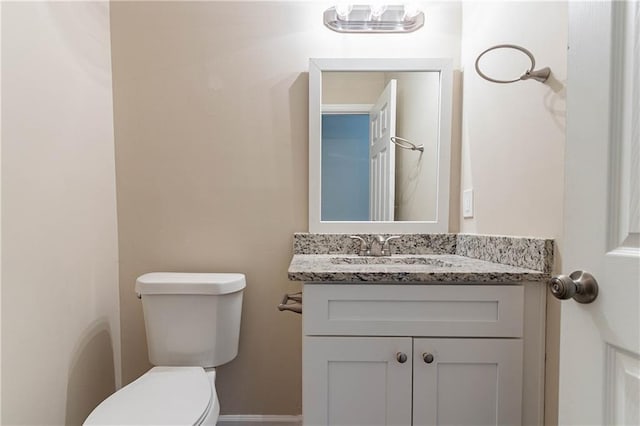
[321,71,441,222]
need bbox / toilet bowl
[84,273,245,425]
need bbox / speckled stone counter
[288,233,553,283]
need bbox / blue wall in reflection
[321,114,370,221]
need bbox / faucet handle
[380,235,400,256]
[350,235,371,256]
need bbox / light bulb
[369,3,387,20]
[335,3,353,20]
[403,3,421,19]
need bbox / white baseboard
[217,414,303,426]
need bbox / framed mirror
[309,58,453,233]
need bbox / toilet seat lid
[84,366,212,425]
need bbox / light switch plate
[463,189,474,218]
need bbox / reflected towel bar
[390,136,424,152]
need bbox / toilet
[84,272,246,425]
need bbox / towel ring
[390,136,424,152]
[475,44,550,84]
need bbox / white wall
[460,2,567,424]
[460,1,567,237]
[1,2,120,424]
[392,71,441,221]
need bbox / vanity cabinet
[302,284,544,426]
[304,337,522,426]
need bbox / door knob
[549,270,599,304]
[422,353,434,364]
[396,352,408,363]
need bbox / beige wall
[110,1,461,415]
[322,72,386,104]
[1,2,120,424]
[460,2,567,424]
[0,0,567,421]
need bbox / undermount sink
[329,256,454,267]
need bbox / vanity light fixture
[323,4,425,33]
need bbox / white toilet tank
[135,272,245,368]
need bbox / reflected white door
[559,2,640,425]
[369,79,397,221]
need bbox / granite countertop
[288,253,546,283]
[288,233,553,284]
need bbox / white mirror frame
[309,58,453,233]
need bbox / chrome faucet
[350,235,372,256]
[350,235,400,256]
[372,235,400,256]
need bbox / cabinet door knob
[396,352,408,363]
[423,353,434,364]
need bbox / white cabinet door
[412,338,523,426]
[303,336,412,426]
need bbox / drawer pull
[423,353,434,364]
[396,352,408,363]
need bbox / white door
[559,2,640,425]
[303,336,412,426]
[369,79,397,221]
[412,338,523,426]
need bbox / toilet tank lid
[136,272,246,295]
